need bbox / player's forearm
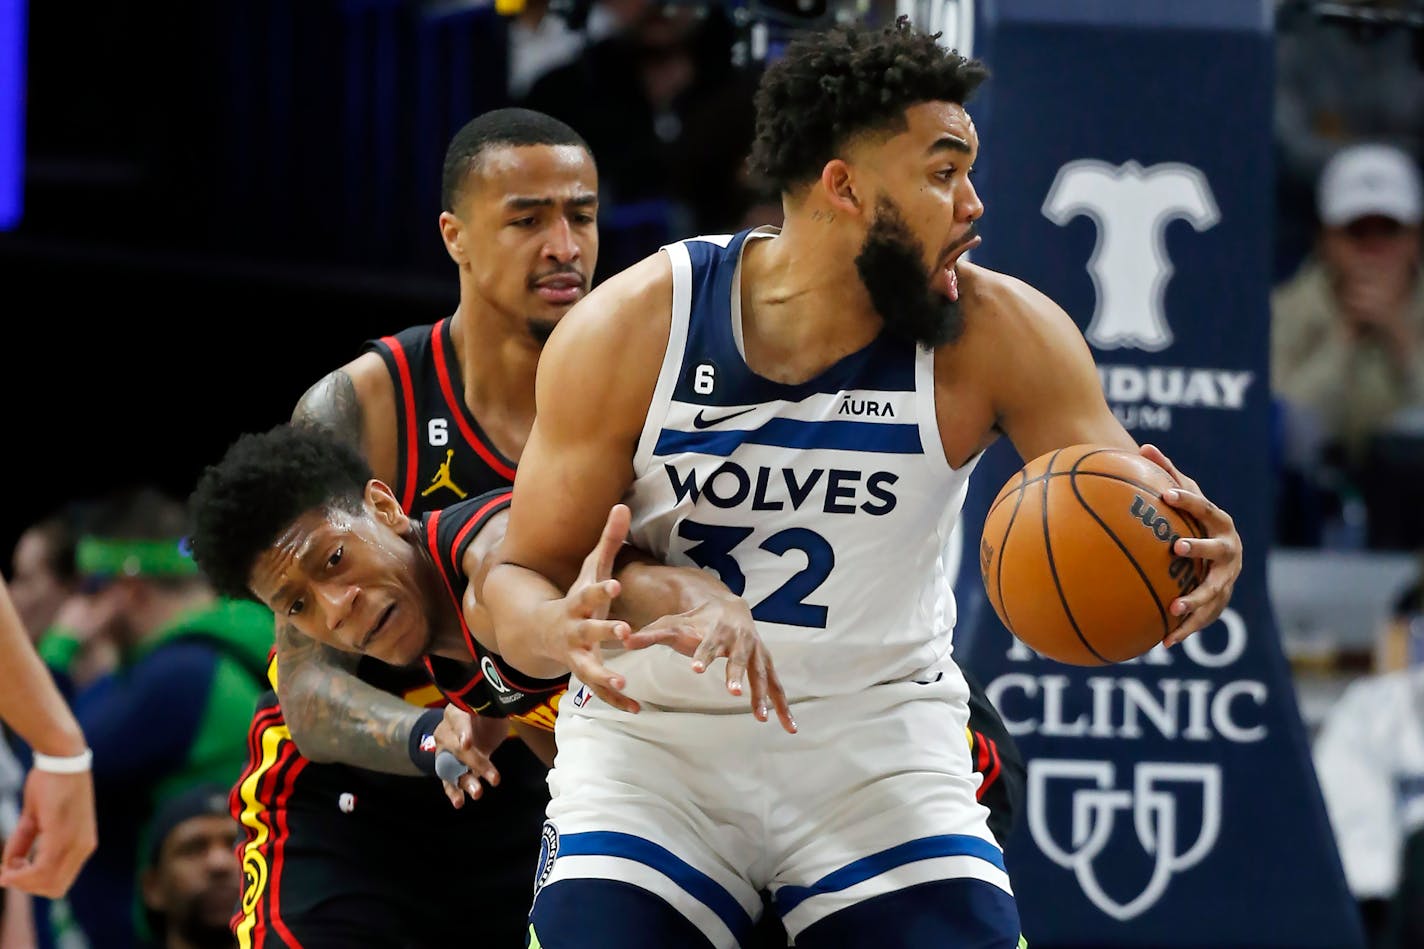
[611,558,733,628]
[275,624,422,775]
[485,563,572,680]
[0,586,87,757]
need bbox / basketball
[978,443,1209,665]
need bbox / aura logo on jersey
[1027,759,1221,921]
[1042,159,1256,432]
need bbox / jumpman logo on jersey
[421,449,468,500]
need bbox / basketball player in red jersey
[228,108,612,949]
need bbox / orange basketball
[978,444,1209,665]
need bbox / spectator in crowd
[9,507,82,646]
[1271,142,1424,545]
[137,784,238,949]
[56,487,271,949]
[1312,560,1424,947]
[506,0,648,99]
[1272,0,1424,277]
[519,1,763,267]
[13,506,124,693]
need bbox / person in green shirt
[49,486,271,949]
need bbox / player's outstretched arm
[983,273,1241,645]
[483,254,670,705]
[0,577,97,897]
[273,622,425,773]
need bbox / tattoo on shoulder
[292,370,363,446]
[274,622,420,774]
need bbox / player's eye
[510,217,537,228]
[936,167,956,182]
[286,598,305,618]
[327,546,343,569]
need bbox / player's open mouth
[937,232,982,302]
[534,273,585,305]
[360,604,397,651]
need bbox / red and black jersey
[364,316,518,514]
[420,490,568,732]
[347,317,521,700]
[233,317,549,949]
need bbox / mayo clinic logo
[988,612,1257,923]
[1028,760,1222,921]
[1041,159,1253,431]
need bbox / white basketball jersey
[611,228,979,710]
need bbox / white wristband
[32,748,93,774]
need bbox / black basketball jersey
[419,490,568,731]
[349,317,521,698]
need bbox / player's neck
[739,216,884,380]
[408,523,468,659]
[447,305,540,460]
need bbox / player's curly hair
[750,17,989,194]
[188,423,372,601]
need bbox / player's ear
[439,210,468,268]
[819,159,861,215]
[365,480,410,532]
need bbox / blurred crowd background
[1,0,1423,947]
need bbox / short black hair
[750,18,989,194]
[441,107,592,212]
[188,424,372,601]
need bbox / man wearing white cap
[1272,141,1424,468]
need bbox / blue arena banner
[947,2,1367,946]
[0,0,24,230]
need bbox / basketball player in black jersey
[223,109,605,949]
[188,422,789,795]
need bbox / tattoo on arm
[275,622,423,775]
[292,369,364,446]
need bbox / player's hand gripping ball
[979,444,1208,665]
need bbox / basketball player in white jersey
[485,19,1244,949]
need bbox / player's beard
[854,196,966,350]
[526,318,558,345]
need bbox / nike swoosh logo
[692,407,756,429]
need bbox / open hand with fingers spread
[533,504,641,713]
[1140,444,1243,647]
[623,591,797,735]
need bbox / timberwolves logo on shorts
[534,820,559,897]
